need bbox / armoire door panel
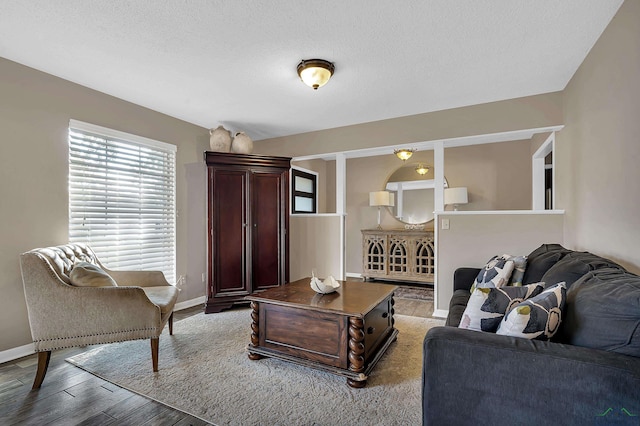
[252,172,283,290]
[213,169,248,293]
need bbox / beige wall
[345,141,532,275]
[435,213,565,312]
[253,92,563,158]
[292,159,337,214]
[290,215,343,281]
[0,58,209,353]
[557,0,640,274]
[445,141,532,211]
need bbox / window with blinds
[68,120,177,283]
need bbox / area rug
[393,285,434,301]
[67,309,444,426]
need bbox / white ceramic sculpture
[209,126,232,152]
[231,131,253,154]
[310,271,341,294]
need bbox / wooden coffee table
[246,277,398,388]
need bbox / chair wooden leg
[151,338,159,372]
[32,351,51,390]
[169,312,174,336]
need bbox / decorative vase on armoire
[204,151,291,313]
[230,131,253,154]
[209,125,232,152]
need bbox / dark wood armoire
[204,152,291,313]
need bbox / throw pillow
[458,283,544,332]
[69,261,118,287]
[508,255,528,286]
[496,282,567,340]
[472,255,515,292]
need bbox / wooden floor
[0,288,434,426]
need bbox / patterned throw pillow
[508,255,528,286]
[458,283,544,332]
[472,255,516,292]
[496,282,567,340]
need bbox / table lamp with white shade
[369,191,395,229]
[444,187,468,211]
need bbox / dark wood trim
[291,168,317,214]
[205,151,291,169]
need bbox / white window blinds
[68,120,177,283]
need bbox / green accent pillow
[69,261,117,287]
[459,283,544,332]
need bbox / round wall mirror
[384,162,448,224]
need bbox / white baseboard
[345,272,362,278]
[174,296,206,312]
[432,309,449,319]
[0,343,35,364]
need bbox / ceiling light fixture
[394,149,415,161]
[297,59,335,90]
[415,164,430,175]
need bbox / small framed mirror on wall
[384,162,448,225]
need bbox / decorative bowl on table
[310,274,341,294]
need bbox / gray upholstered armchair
[20,243,179,389]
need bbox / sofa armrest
[422,326,640,425]
[453,267,480,291]
[103,268,171,287]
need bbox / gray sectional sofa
[422,244,640,426]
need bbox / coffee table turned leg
[347,316,367,388]
[248,301,264,360]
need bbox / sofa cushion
[522,244,570,285]
[69,261,118,287]
[561,269,640,357]
[473,255,515,291]
[526,243,568,260]
[496,282,566,340]
[540,251,625,290]
[458,283,544,332]
[446,289,471,327]
[522,251,565,285]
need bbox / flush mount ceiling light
[297,59,335,90]
[394,149,415,161]
[415,164,430,175]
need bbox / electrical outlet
[441,218,450,230]
[176,275,186,289]
[202,272,206,283]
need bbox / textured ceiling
[0,1,623,141]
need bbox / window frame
[68,119,177,283]
[291,167,318,214]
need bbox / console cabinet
[205,152,291,313]
[362,229,435,284]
